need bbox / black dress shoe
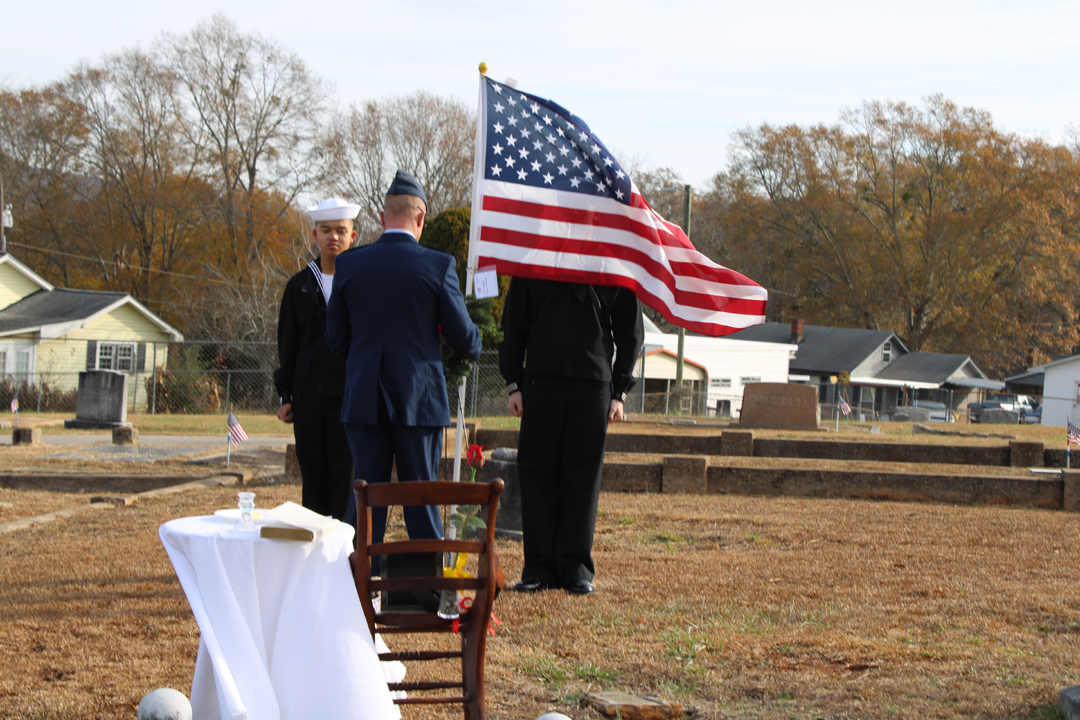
[511,579,551,593]
[564,579,594,595]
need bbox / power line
[7,241,303,291]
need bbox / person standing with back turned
[499,277,643,595]
[274,198,359,521]
[327,170,481,570]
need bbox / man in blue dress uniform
[327,170,481,563]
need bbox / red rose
[466,443,484,468]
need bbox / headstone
[891,406,931,423]
[284,444,302,483]
[64,371,132,429]
[482,447,521,539]
[137,688,192,720]
[870,425,881,434]
[582,691,683,720]
[662,455,707,494]
[112,426,139,445]
[737,383,819,430]
[981,408,1019,425]
[1009,441,1043,467]
[720,430,753,456]
[1060,684,1080,720]
[1063,471,1080,513]
[12,427,40,445]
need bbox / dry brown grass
[1,479,1078,720]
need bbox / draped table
[160,514,404,720]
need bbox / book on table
[259,501,338,541]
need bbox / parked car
[967,393,1039,423]
[1021,404,1042,424]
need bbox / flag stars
[505,156,516,167]
[506,135,518,146]
[493,102,505,113]
[531,160,541,172]
[534,122,544,132]
[507,95,517,106]
[557,164,568,175]
[491,165,502,176]
[569,177,581,188]
[492,84,503,94]
[493,122,504,134]
[542,172,554,184]
[615,188,625,200]
[517,168,528,180]
[558,146,570,157]
[595,182,606,192]
[603,156,614,167]
[571,157,582,168]
[556,127,565,137]
[533,140,544,151]
[615,169,626,180]
[518,147,530,159]
[583,168,595,180]
[545,152,555,163]
[546,134,557,144]
[521,128,532,139]
[591,142,602,155]
[507,115,518,127]
[492,143,503,155]
[531,102,540,113]
[543,115,553,126]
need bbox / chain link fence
[0,340,969,422]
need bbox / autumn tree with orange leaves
[710,96,1080,375]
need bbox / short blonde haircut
[383,194,426,219]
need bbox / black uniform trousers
[517,376,611,586]
[291,395,353,522]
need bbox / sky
[3,0,1079,187]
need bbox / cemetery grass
[1,481,1078,720]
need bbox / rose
[450,444,487,536]
[466,444,484,474]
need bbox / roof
[728,322,902,374]
[873,352,985,384]
[0,288,183,340]
[0,253,54,292]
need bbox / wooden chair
[350,478,505,720]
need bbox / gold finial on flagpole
[478,62,488,75]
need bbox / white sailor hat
[307,197,361,223]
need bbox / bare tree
[165,14,329,262]
[64,49,205,303]
[322,91,474,244]
[0,83,87,283]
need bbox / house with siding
[0,253,182,408]
[727,320,992,420]
[641,315,795,417]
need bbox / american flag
[838,395,852,417]
[227,411,249,448]
[1068,422,1080,446]
[467,76,767,337]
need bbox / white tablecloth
[160,515,404,720]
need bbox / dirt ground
[1,475,1078,720]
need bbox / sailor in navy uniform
[274,198,360,521]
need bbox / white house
[638,315,795,417]
[1035,355,1080,426]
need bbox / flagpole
[226,403,233,469]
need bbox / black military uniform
[275,260,353,520]
[499,277,644,591]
